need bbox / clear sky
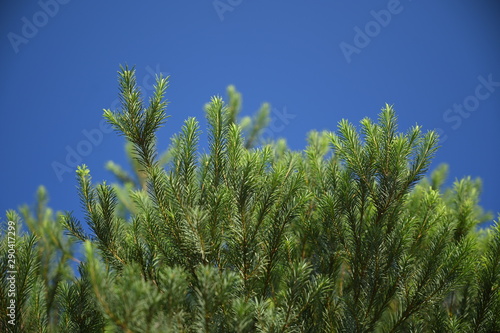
[1,1,499,227]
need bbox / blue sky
[1,1,499,227]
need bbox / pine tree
[1,66,499,332]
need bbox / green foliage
[1,67,499,332]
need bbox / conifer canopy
[1,67,499,332]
